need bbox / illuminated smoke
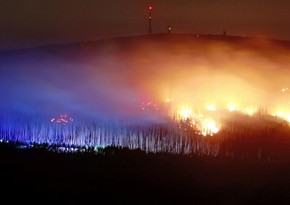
[1,35,290,153]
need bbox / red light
[149,6,152,10]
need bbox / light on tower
[148,4,153,35]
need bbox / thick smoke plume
[1,35,290,124]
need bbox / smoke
[1,35,290,125]
[118,36,290,120]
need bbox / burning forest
[1,34,290,160]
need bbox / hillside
[2,34,290,204]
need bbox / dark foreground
[1,143,290,204]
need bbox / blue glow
[0,115,219,155]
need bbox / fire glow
[1,35,290,153]
[51,114,74,125]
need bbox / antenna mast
[148,5,153,34]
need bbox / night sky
[0,0,290,50]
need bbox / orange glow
[206,104,216,111]
[228,103,236,112]
[271,108,290,122]
[176,106,220,136]
[179,108,192,119]
[201,119,219,136]
[243,107,256,116]
[86,35,290,130]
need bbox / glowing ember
[50,114,74,125]
[141,101,160,112]
[282,87,288,93]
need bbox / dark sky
[1,0,290,50]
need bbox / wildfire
[171,99,271,136]
[243,107,256,116]
[271,110,290,122]
[228,103,236,112]
[177,107,220,136]
[206,104,216,111]
[201,119,219,136]
[179,108,192,119]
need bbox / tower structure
[148,5,153,34]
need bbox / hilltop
[2,33,290,56]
